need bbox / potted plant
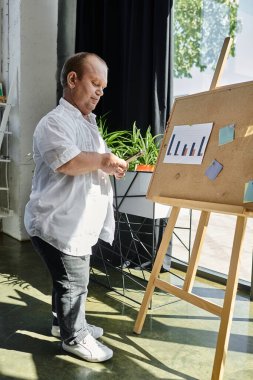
[98,116,171,219]
[125,122,161,172]
[98,116,161,172]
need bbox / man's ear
[67,71,77,89]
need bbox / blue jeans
[31,236,90,345]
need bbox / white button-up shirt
[24,98,115,256]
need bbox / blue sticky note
[244,181,253,203]
[219,124,235,146]
[205,160,223,180]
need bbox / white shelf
[0,158,11,162]
[0,207,13,218]
[0,71,16,219]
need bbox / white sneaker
[87,324,103,339]
[51,325,61,338]
[62,333,113,362]
[51,324,103,340]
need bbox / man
[24,52,128,362]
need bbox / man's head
[61,52,108,116]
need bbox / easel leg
[211,215,247,380]
[133,206,180,334]
[183,211,210,292]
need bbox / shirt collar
[59,97,96,121]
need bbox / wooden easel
[133,38,252,380]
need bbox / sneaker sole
[62,342,113,362]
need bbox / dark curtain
[75,0,173,135]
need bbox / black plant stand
[90,173,192,306]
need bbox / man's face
[68,56,108,115]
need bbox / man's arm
[56,151,128,178]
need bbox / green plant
[97,114,132,159]
[130,122,162,167]
[97,116,162,171]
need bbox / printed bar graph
[167,134,175,155]
[197,137,206,156]
[174,141,180,155]
[163,123,213,165]
[189,143,196,156]
[182,144,188,156]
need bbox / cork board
[147,80,253,212]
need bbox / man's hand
[100,153,128,179]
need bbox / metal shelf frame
[0,70,17,218]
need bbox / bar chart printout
[163,123,213,165]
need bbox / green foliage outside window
[174,0,241,78]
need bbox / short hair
[60,52,108,88]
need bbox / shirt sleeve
[35,114,81,171]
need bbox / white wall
[2,0,58,240]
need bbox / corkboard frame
[147,80,253,216]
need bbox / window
[172,0,253,283]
